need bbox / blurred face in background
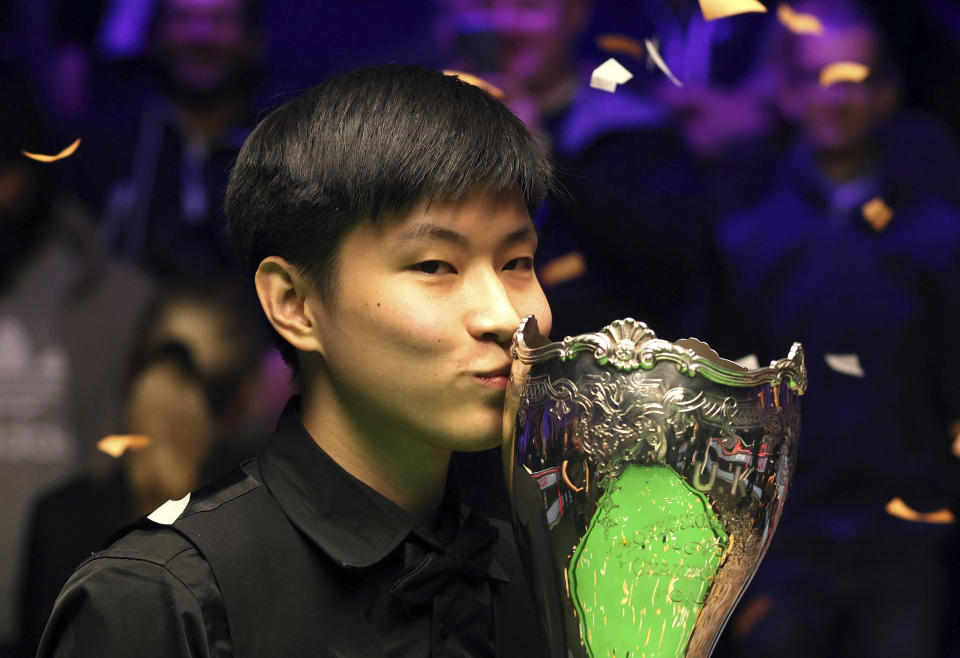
[0,161,48,281]
[0,164,34,224]
[438,0,588,92]
[779,24,899,153]
[152,0,262,99]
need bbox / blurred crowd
[1,0,959,656]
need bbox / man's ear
[254,257,324,355]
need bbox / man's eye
[503,257,534,271]
[412,260,456,274]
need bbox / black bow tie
[389,510,500,607]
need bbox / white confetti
[643,39,683,88]
[590,57,634,93]
[147,492,191,525]
[825,353,864,378]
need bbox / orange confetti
[699,0,767,22]
[776,4,824,35]
[22,137,81,163]
[819,61,871,87]
[98,434,151,458]
[442,70,504,99]
[731,595,774,638]
[595,34,645,60]
[885,497,955,525]
[539,250,587,286]
[861,196,893,231]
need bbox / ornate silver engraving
[520,372,740,480]
[513,316,807,394]
[504,315,806,658]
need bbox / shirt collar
[257,398,507,584]
[258,398,416,568]
[783,140,900,221]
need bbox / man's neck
[299,379,451,528]
[812,140,876,184]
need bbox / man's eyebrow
[393,223,539,248]
[394,223,468,247]
[502,226,538,248]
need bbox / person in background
[62,0,265,283]
[433,0,717,522]
[434,0,714,343]
[712,2,960,655]
[16,281,272,657]
[0,71,154,655]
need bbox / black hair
[225,64,553,371]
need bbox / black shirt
[37,401,542,657]
[18,468,134,658]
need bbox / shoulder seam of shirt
[178,469,263,519]
[105,549,217,627]
[161,551,220,621]
[85,543,197,568]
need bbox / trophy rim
[511,315,807,395]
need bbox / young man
[37,65,554,657]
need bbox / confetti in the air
[595,34,645,60]
[731,595,774,638]
[540,250,587,286]
[885,497,956,525]
[776,4,824,35]
[824,353,864,378]
[97,434,151,458]
[861,196,893,231]
[442,70,505,99]
[589,58,634,93]
[699,0,767,22]
[148,493,192,525]
[819,61,870,87]
[21,137,81,162]
[643,39,683,87]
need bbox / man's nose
[464,270,522,345]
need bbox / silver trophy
[502,317,806,658]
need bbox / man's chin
[445,428,502,454]
[162,68,246,105]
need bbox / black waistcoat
[168,462,546,657]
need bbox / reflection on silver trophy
[502,317,807,658]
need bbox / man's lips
[474,365,511,389]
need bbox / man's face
[154,0,257,97]
[310,192,552,454]
[780,26,892,152]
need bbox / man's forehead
[164,0,245,17]
[793,26,878,71]
[377,194,536,246]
